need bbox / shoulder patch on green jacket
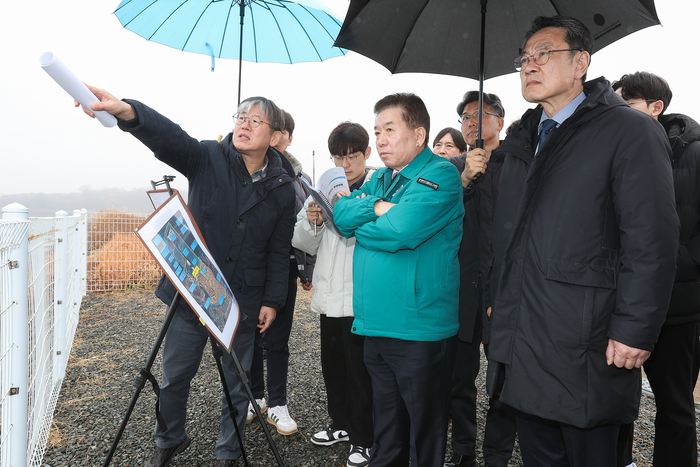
[417,178,439,190]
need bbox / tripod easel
[103,176,289,466]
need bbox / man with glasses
[247,110,316,438]
[612,71,700,467]
[486,16,679,465]
[444,91,517,467]
[293,122,376,466]
[76,87,296,467]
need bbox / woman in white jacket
[292,122,376,467]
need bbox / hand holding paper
[76,83,135,121]
[40,51,121,127]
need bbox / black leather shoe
[444,452,478,467]
[215,459,238,467]
[144,435,191,467]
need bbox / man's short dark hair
[281,110,295,136]
[374,93,430,149]
[612,72,673,117]
[523,16,593,81]
[433,127,468,154]
[456,91,505,119]
[328,122,369,157]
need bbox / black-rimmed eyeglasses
[514,48,582,71]
[233,113,270,128]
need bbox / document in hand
[303,166,349,237]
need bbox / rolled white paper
[40,51,117,128]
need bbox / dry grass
[47,420,63,450]
[87,210,163,292]
[87,233,162,291]
[87,210,147,253]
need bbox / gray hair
[237,97,284,132]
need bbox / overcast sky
[2,0,699,206]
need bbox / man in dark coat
[77,86,296,467]
[445,91,516,467]
[248,109,315,437]
[487,16,679,466]
[612,71,700,467]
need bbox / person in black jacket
[445,91,516,467]
[77,86,296,467]
[248,110,316,436]
[487,17,679,466]
[612,71,700,467]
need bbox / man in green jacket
[334,93,464,466]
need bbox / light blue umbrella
[115,0,346,103]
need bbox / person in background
[334,93,464,466]
[76,87,295,467]
[247,110,315,437]
[612,71,700,467]
[292,122,376,467]
[445,91,516,467]
[433,127,467,158]
[487,16,678,466]
[504,119,520,135]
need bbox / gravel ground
[42,287,699,467]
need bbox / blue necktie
[537,119,557,154]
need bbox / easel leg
[103,293,181,467]
[209,336,251,466]
[224,343,290,467]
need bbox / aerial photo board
[135,192,239,350]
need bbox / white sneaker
[267,405,298,435]
[246,398,266,425]
[311,427,349,446]
[347,444,371,467]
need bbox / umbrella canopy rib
[144,4,184,42]
[393,1,430,71]
[115,0,158,24]
[267,6,294,64]
[181,3,217,51]
[284,6,330,62]
[249,3,258,62]
[217,3,236,58]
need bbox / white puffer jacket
[291,169,376,318]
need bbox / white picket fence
[0,204,86,467]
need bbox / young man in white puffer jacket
[292,122,377,467]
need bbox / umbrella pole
[476,0,487,151]
[238,1,245,106]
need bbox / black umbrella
[334,0,660,149]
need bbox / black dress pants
[617,321,700,467]
[250,262,296,406]
[517,412,618,467]
[365,336,456,467]
[450,333,481,456]
[451,312,516,466]
[320,314,374,448]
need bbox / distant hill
[0,187,188,218]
